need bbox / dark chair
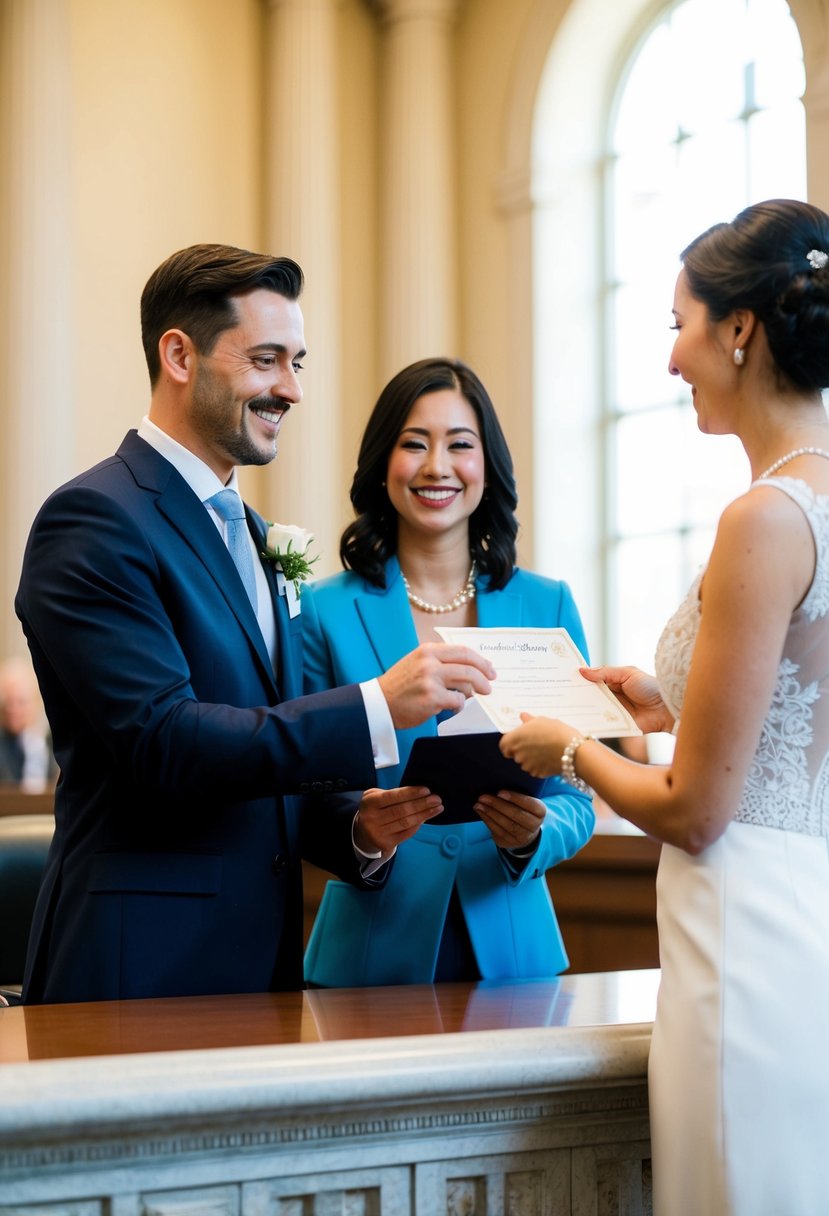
[0,813,53,1003]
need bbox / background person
[501,199,829,1216]
[0,656,56,793]
[302,357,595,986]
[14,247,494,1005]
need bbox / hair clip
[806,249,828,270]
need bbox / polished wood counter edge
[1,969,659,1063]
[0,971,657,1139]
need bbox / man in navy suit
[15,244,494,1004]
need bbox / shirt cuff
[503,829,541,860]
[352,811,397,877]
[359,678,400,770]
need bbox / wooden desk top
[0,789,54,816]
[0,970,660,1065]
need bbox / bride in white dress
[502,198,829,1216]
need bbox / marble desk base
[0,970,659,1216]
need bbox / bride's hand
[580,665,674,734]
[500,715,572,778]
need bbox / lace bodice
[655,477,829,836]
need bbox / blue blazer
[15,432,381,1003]
[302,558,595,985]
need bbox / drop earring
[733,348,745,366]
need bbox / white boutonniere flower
[261,522,318,595]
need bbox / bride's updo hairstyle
[681,198,829,393]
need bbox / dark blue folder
[401,732,554,824]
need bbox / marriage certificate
[435,626,641,738]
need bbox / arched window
[606,0,806,666]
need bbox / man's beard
[193,367,279,467]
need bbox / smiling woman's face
[668,269,737,436]
[385,388,486,545]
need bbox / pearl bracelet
[561,732,593,794]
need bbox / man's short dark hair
[140,244,304,386]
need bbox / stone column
[0,0,74,656]
[791,0,829,205]
[376,0,460,380]
[261,0,343,573]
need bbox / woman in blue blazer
[303,358,595,985]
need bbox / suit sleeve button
[272,854,288,875]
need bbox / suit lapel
[248,508,304,702]
[118,434,278,698]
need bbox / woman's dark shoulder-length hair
[341,357,519,590]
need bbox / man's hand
[377,644,495,729]
[354,785,443,854]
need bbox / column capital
[371,0,460,27]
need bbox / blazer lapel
[476,577,522,627]
[348,562,526,744]
[352,565,525,674]
[354,559,420,675]
[353,560,444,743]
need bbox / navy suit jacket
[15,431,379,1003]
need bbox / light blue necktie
[207,489,258,613]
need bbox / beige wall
[0,0,265,655]
[0,0,542,657]
[336,0,381,520]
[456,0,574,567]
[70,0,265,468]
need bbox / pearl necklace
[756,446,829,480]
[401,562,477,614]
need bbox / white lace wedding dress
[651,476,829,1216]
